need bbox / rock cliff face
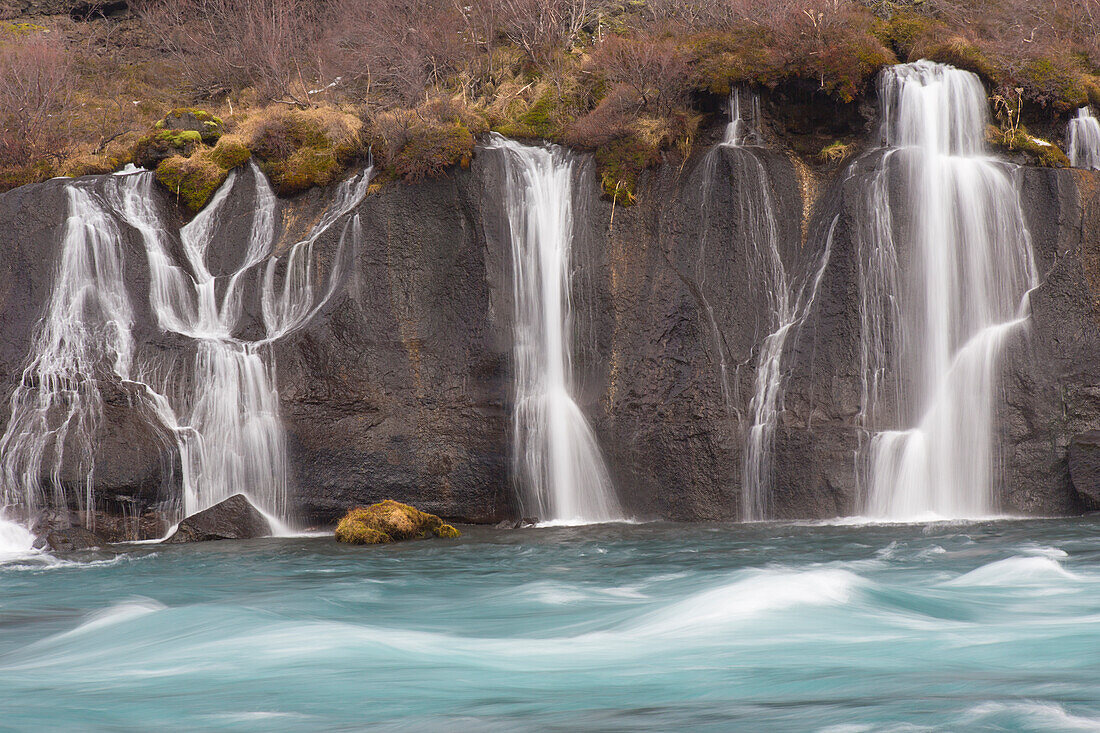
[1,138,1099,527]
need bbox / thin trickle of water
[487,134,621,524]
[705,90,832,520]
[723,88,762,147]
[1068,107,1100,170]
[0,164,370,532]
[858,61,1037,520]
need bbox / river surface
[2,519,1099,731]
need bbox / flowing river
[2,519,1099,731]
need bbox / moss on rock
[333,500,459,545]
[208,134,251,170]
[240,106,363,195]
[155,153,228,212]
[436,524,461,539]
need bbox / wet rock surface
[1,142,1099,523]
[164,494,271,543]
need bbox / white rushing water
[723,88,762,147]
[711,90,832,520]
[858,61,1037,520]
[487,134,621,524]
[0,164,370,532]
[1068,107,1100,170]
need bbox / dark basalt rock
[164,494,271,543]
[1068,431,1100,509]
[40,527,105,553]
[2,136,1100,525]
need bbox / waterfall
[858,61,1037,520]
[723,88,762,147]
[487,134,621,524]
[1068,107,1100,170]
[0,183,142,522]
[706,90,832,520]
[0,164,370,532]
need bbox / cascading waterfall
[723,88,762,147]
[487,134,621,524]
[0,182,143,522]
[0,164,369,532]
[858,61,1037,520]
[1068,107,1100,170]
[707,90,832,520]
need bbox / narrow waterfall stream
[708,90,832,520]
[859,61,1037,520]
[1068,107,1100,170]
[0,165,370,532]
[487,135,621,524]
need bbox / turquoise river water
[1,519,1099,731]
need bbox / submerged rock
[164,494,271,543]
[40,527,105,553]
[334,500,461,545]
[1068,431,1100,508]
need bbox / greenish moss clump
[133,129,203,168]
[595,135,660,206]
[436,524,461,539]
[394,122,474,182]
[155,153,228,212]
[242,107,363,195]
[208,134,251,170]
[333,500,460,545]
[988,126,1070,168]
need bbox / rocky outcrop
[1,134,1099,525]
[1068,431,1100,509]
[334,500,460,544]
[164,494,271,543]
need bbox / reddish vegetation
[0,0,1096,199]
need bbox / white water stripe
[858,61,1038,520]
[0,164,371,534]
[1068,107,1100,170]
[487,134,621,524]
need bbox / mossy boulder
[241,106,363,195]
[159,108,225,144]
[133,129,203,168]
[155,152,229,212]
[334,500,461,545]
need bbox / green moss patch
[333,500,459,545]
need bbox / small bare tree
[135,0,321,105]
[0,33,74,166]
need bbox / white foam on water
[628,568,864,637]
[945,556,1079,587]
[962,701,1100,731]
[55,598,167,640]
[0,516,35,561]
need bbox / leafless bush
[590,35,690,115]
[0,33,74,166]
[319,0,469,106]
[135,0,322,104]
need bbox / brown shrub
[0,32,74,167]
[589,35,691,115]
[136,0,322,104]
[320,0,470,105]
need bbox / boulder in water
[334,500,460,545]
[164,494,271,543]
[42,527,105,553]
[1068,431,1100,508]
